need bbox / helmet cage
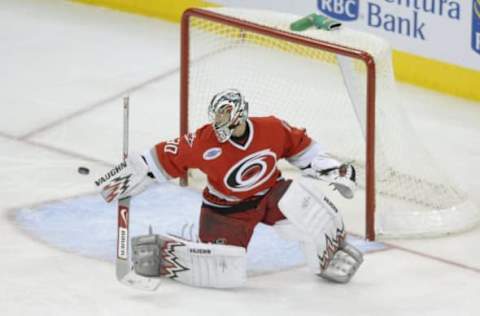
[208,89,249,143]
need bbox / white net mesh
[183,8,480,238]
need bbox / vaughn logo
[95,161,127,186]
[473,0,480,54]
[95,161,131,202]
[318,0,359,21]
[189,248,211,254]
[323,196,339,213]
[203,147,222,160]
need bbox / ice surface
[17,182,380,275]
[2,1,480,315]
[17,182,379,275]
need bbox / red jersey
[145,116,312,207]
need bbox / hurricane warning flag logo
[473,0,480,54]
[318,0,359,21]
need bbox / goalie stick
[116,96,161,291]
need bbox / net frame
[179,8,378,240]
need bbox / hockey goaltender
[96,89,363,289]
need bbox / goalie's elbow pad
[94,154,154,203]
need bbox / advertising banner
[214,0,479,71]
[74,0,480,100]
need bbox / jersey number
[164,138,180,155]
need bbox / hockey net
[180,7,480,240]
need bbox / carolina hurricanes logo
[224,149,277,192]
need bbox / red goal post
[178,7,479,241]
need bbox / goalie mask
[208,89,249,143]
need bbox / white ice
[1,1,480,315]
[16,183,311,274]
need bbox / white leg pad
[273,220,323,274]
[273,219,310,242]
[278,180,345,271]
[159,234,246,288]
